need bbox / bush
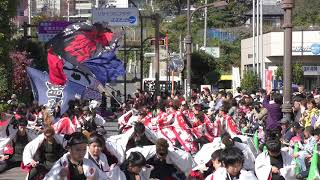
[241,71,260,94]
[0,65,10,100]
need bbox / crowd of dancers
[0,85,319,180]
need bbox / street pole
[128,0,143,90]
[252,0,256,73]
[204,0,208,47]
[186,0,192,98]
[166,31,169,93]
[186,0,228,99]
[124,29,127,103]
[154,14,160,97]
[260,0,264,88]
[282,0,294,119]
[28,0,31,36]
[256,0,260,76]
[140,16,144,90]
[67,0,70,21]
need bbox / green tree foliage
[241,71,260,93]
[0,0,18,63]
[275,66,283,80]
[293,0,320,26]
[216,40,241,72]
[0,0,19,98]
[206,0,251,28]
[0,65,9,99]
[183,51,220,86]
[274,63,303,85]
[155,0,185,15]
[292,62,304,85]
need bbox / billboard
[92,8,139,26]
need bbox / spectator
[279,117,294,143]
[100,92,107,111]
[262,93,283,130]
[302,99,319,128]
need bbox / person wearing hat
[280,117,294,143]
[0,118,34,173]
[44,132,97,180]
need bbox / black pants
[271,173,285,180]
[28,164,49,180]
[0,160,21,173]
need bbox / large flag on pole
[27,67,89,114]
[46,22,124,86]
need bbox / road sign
[169,56,184,73]
[92,8,139,26]
[200,47,220,58]
[38,21,71,42]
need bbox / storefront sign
[303,66,320,75]
[292,43,320,55]
[38,21,71,42]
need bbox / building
[241,30,320,90]
[245,2,283,28]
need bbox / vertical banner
[232,67,241,95]
[265,70,273,94]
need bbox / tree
[183,51,220,86]
[0,65,9,100]
[0,0,19,98]
[241,71,260,93]
[206,0,251,28]
[275,67,283,81]
[15,39,48,71]
[293,0,320,26]
[292,62,304,85]
[215,40,241,73]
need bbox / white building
[241,30,320,90]
[34,0,61,16]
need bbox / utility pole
[252,0,256,73]
[154,14,160,97]
[186,0,228,98]
[67,0,70,21]
[282,0,294,119]
[124,29,127,102]
[166,31,169,93]
[260,0,264,88]
[204,0,208,47]
[28,0,31,36]
[186,0,192,98]
[140,16,144,90]
[256,0,260,76]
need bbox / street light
[186,0,228,98]
[281,0,294,119]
